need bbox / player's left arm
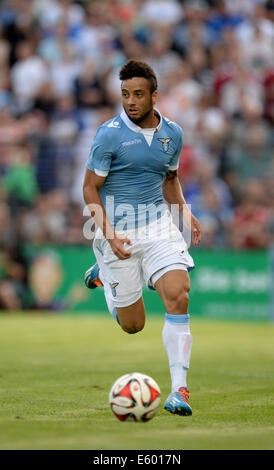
[163,169,202,246]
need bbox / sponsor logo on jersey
[122,139,142,147]
[158,138,172,152]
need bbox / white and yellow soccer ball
[109,372,161,422]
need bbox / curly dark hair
[119,59,158,93]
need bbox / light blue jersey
[86,109,183,229]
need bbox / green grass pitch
[0,313,273,450]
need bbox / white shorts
[93,211,195,308]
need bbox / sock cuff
[165,313,190,324]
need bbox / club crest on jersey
[158,138,172,152]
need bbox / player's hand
[109,234,132,260]
[191,214,202,246]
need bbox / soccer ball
[109,372,161,422]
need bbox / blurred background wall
[0,0,273,318]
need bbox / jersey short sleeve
[86,126,114,177]
[168,124,183,171]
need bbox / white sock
[162,313,192,393]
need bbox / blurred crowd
[0,0,274,309]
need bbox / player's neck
[137,109,160,129]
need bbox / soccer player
[83,60,202,416]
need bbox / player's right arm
[84,125,132,259]
[83,168,132,260]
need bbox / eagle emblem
[158,138,171,152]
[110,282,119,297]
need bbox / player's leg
[142,212,194,416]
[116,297,146,334]
[154,268,192,416]
[84,262,143,330]
[87,230,146,333]
[85,263,146,333]
[155,269,190,314]
[84,240,118,324]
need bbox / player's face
[121,77,158,125]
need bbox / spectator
[3,145,38,212]
[37,19,77,66]
[48,39,80,98]
[205,0,246,44]
[0,241,29,311]
[48,93,82,191]
[264,67,274,125]
[19,189,68,244]
[140,0,183,28]
[158,60,203,142]
[33,0,85,34]
[11,39,49,111]
[145,33,182,93]
[229,180,270,249]
[225,124,272,183]
[74,59,105,109]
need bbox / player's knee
[166,288,189,313]
[178,289,189,311]
[121,321,145,335]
